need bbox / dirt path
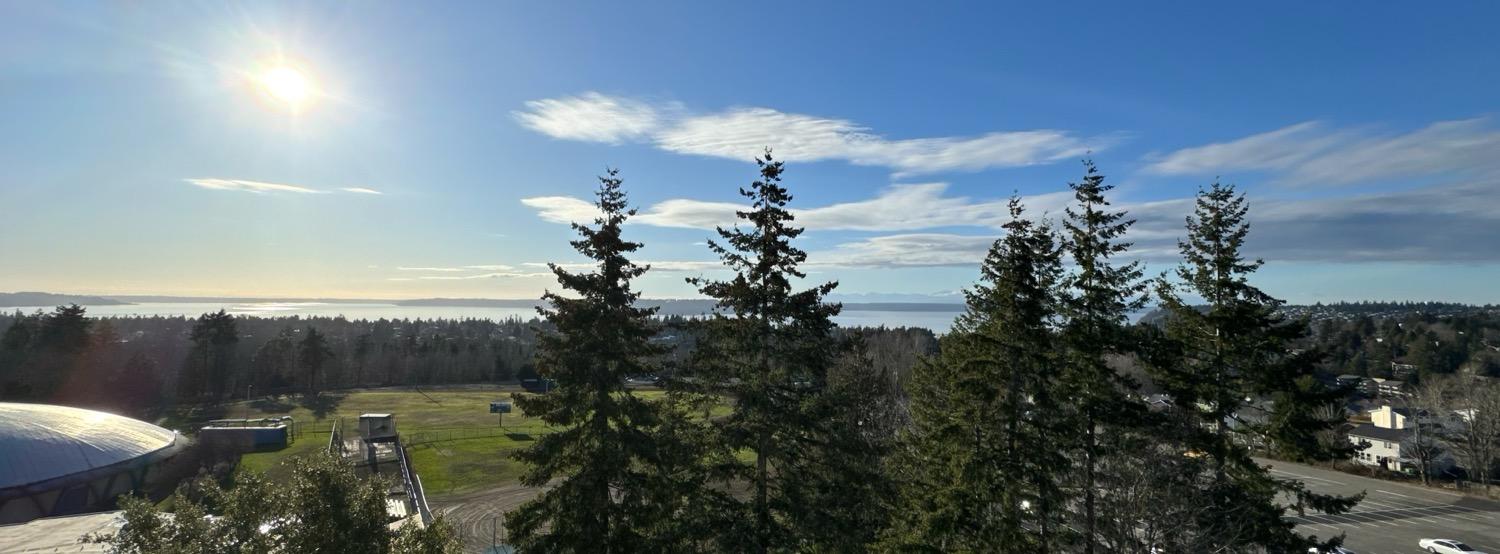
[429,485,541,552]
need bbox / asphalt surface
[430,484,540,553]
[1261,459,1500,554]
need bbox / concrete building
[0,403,186,524]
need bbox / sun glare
[256,65,317,112]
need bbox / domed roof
[0,403,178,490]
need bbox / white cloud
[391,271,549,281]
[186,179,387,196]
[514,93,1108,175]
[522,183,1072,231]
[1143,121,1333,175]
[389,265,536,280]
[797,184,1070,231]
[815,234,997,268]
[1145,118,1500,186]
[513,92,666,144]
[521,196,600,225]
[525,174,1500,267]
[185,178,325,194]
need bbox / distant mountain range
[0,291,966,314]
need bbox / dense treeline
[0,305,935,419]
[0,311,545,414]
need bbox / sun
[256,65,317,112]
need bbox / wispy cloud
[514,92,1110,176]
[185,178,324,194]
[514,92,667,144]
[400,271,549,280]
[186,179,384,195]
[815,234,998,268]
[397,265,517,272]
[1145,118,1500,186]
[523,183,1072,231]
[525,176,1500,267]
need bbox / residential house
[1348,424,1408,471]
[1348,404,1452,474]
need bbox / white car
[1420,538,1487,554]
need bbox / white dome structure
[0,403,184,524]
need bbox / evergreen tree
[882,198,1068,551]
[1056,161,1146,552]
[687,151,885,552]
[509,169,711,552]
[184,310,238,400]
[298,326,334,396]
[1148,183,1358,552]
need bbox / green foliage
[0,304,93,399]
[883,197,1069,551]
[91,453,463,553]
[299,326,335,395]
[1147,183,1359,552]
[182,309,239,400]
[508,169,714,552]
[1056,160,1148,553]
[687,151,892,552]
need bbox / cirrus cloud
[185,178,383,195]
[514,92,1112,176]
[1145,118,1500,186]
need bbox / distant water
[4,302,1156,335]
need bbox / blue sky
[2,2,1498,303]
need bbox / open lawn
[219,386,686,497]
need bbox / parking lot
[1263,460,1500,554]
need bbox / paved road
[1261,459,1500,554]
[430,484,540,553]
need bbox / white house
[1349,405,1452,474]
[1348,424,1408,471]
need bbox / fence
[327,418,344,455]
[396,439,433,525]
[402,426,515,446]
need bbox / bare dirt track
[431,485,541,552]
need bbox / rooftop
[0,403,178,490]
[1348,423,1410,443]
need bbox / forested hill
[0,292,132,307]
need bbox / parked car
[1420,538,1486,554]
[1308,547,1356,554]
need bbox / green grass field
[222,386,683,498]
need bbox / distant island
[0,292,133,307]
